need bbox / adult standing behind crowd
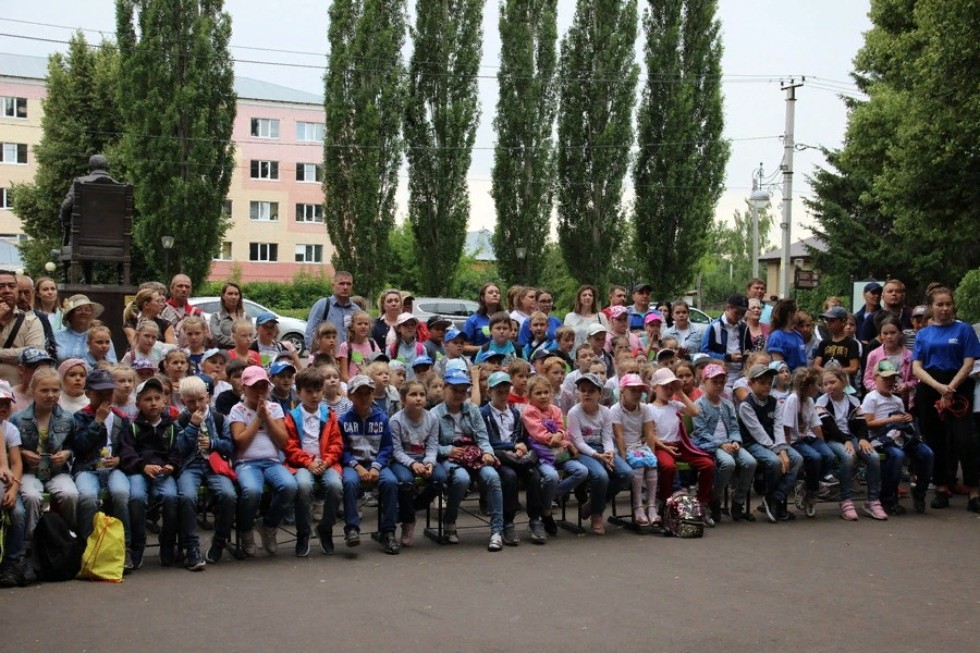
[166,274,206,336]
[304,271,356,350]
[663,300,704,357]
[16,275,56,360]
[463,283,502,354]
[0,270,45,384]
[627,283,655,333]
[123,287,176,350]
[744,297,770,353]
[911,286,980,512]
[859,279,913,346]
[372,289,404,351]
[210,282,249,350]
[701,294,749,381]
[853,281,882,340]
[746,278,772,325]
[33,276,63,334]
[509,286,537,330]
[564,285,608,348]
[601,285,627,322]
[766,299,808,372]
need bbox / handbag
[626,445,658,469]
[77,512,125,582]
[449,435,492,471]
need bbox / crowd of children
[0,271,977,588]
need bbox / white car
[188,297,308,353]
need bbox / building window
[296,163,322,183]
[249,201,279,221]
[296,121,324,142]
[295,203,323,223]
[295,244,323,264]
[222,199,232,217]
[1,97,27,119]
[250,160,279,180]
[250,118,279,139]
[214,241,232,260]
[1,143,28,164]
[0,188,12,209]
[249,242,278,262]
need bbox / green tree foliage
[955,268,980,325]
[404,0,484,296]
[698,203,775,305]
[115,0,236,284]
[536,241,579,314]
[556,0,638,289]
[323,0,406,300]
[632,0,729,298]
[808,0,980,297]
[491,0,558,287]
[12,34,121,275]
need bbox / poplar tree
[632,0,729,298]
[491,0,558,286]
[323,0,406,299]
[115,0,236,284]
[556,0,639,288]
[404,0,484,296]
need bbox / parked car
[188,297,308,353]
[688,307,712,325]
[412,297,479,331]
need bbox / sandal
[633,507,650,527]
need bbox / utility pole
[780,78,803,298]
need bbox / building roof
[464,229,495,262]
[759,236,827,262]
[0,53,321,105]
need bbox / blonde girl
[34,276,63,332]
[110,364,137,419]
[180,315,209,373]
[123,287,175,348]
[338,310,379,381]
[86,323,115,369]
[309,321,339,367]
[121,319,170,367]
[228,318,261,366]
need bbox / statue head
[88,154,109,173]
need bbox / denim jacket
[431,402,493,458]
[10,403,77,475]
[692,395,742,453]
[175,409,235,470]
[71,406,131,473]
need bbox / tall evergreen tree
[115,0,236,284]
[556,0,639,288]
[323,0,406,299]
[11,34,121,275]
[404,0,484,296]
[632,0,729,298]
[491,0,558,286]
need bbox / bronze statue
[59,154,119,246]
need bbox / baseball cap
[530,348,553,362]
[135,377,164,396]
[863,282,883,294]
[269,361,296,377]
[701,364,727,380]
[820,306,848,320]
[748,364,778,380]
[874,359,900,378]
[132,358,157,372]
[427,316,452,330]
[203,348,229,362]
[444,328,466,342]
[586,323,608,337]
[476,349,507,363]
[0,382,14,402]
[651,368,679,387]
[487,371,512,389]
[443,369,472,387]
[411,355,434,368]
[366,350,390,364]
[912,305,928,318]
[632,283,652,293]
[691,353,711,367]
[609,305,629,320]
[727,294,749,311]
[19,347,54,366]
[575,373,603,390]
[656,348,676,362]
[255,312,278,326]
[388,360,406,372]
[619,373,650,393]
[395,312,418,327]
[196,373,215,396]
[85,369,117,391]
[347,374,375,393]
[242,366,270,387]
[444,358,468,373]
[643,311,664,325]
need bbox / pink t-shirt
[338,339,378,377]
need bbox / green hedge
[199,269,332,312]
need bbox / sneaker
[930,492,950,509]
[184,547,206,571]
[590,513,606,535]
[760,496,777,524]
[708,500,721,525]
[779,499,796,521]
[295,533,311,557]
[159,545,176,567]
[840,499,859,521]
[316,522,334,555]
[364,491,379,507]
[803,491,817,518]
[124,548,136,573]
[238,530,257,557]
[443,522,459,544]
[542,514,558,536]
[528,518,547,544]
[771,500,787,521]
[400,522,416,548]
[205,539,224,564]
[502,522,520,546]
[345,529,361,548]
[382,532,400,555]
[487,532,503,552]
[0,562,21,588]
[130,547,145,570]
[863,500,889,520]
[884,499,907,516]
[912,494,927,514]
[701,505,716,528]
[968,497,980,513]
[258,523,278,555]
[821,473,839,486]
[730,503,754,522]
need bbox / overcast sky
[0,0,871,247]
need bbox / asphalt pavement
[2,497,977,653]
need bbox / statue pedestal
[58,283,138,358]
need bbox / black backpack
[32,512,84,582]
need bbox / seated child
[58,358,90,414]
[319,363,353,415]
[610,374,663,526]
[308,321,339,368]
[268,361,298,413]
[110,364,138,420]
[215,358,247,416]
[0,384,27,586]
[783,368,835,517]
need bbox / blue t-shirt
[766,329,807,371]
[912,321,980,373]
[462,313,491,347]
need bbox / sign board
[794,269,820,289]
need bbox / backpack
[32,512,84,581]
[663,490,705,539]
[77,512,125,582]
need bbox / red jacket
[282,404,343,474]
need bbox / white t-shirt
[781,393,821,443]
[300,405,321,458]
[815,393,856,437]
[566,404,613,456]
[610,402,655,449]
[3,421,21,448]
[229,401,285,462]
[861,390,906,422]
[649,400,686,444]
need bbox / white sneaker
[487,532,503,552]
[258,523,278,555]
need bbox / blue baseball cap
[443,369,472,386]
[411,355,434,368]
[476,349,507,363]
[255,312,279,326]
[195,373,215,396]
[444,328,465,342]
[269,361,296,377]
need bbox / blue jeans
[75,468,131,543]
[341,466,398,534]
[294,467,342,537]
[235,459,297,531]
[577,451,633,515]
[128,473,178,551]
[793,437,835,492]
[879,442,934,503]
[390,461,447,524]
[713,446,758,504]
[3,492,26,562]
[177,461,237,547]
[442,463,504,533]
[826,439,880,501]
[746,444,803,502]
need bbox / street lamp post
[748,164,770,281]
[515,247,526,282]
[161,235,175,280]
